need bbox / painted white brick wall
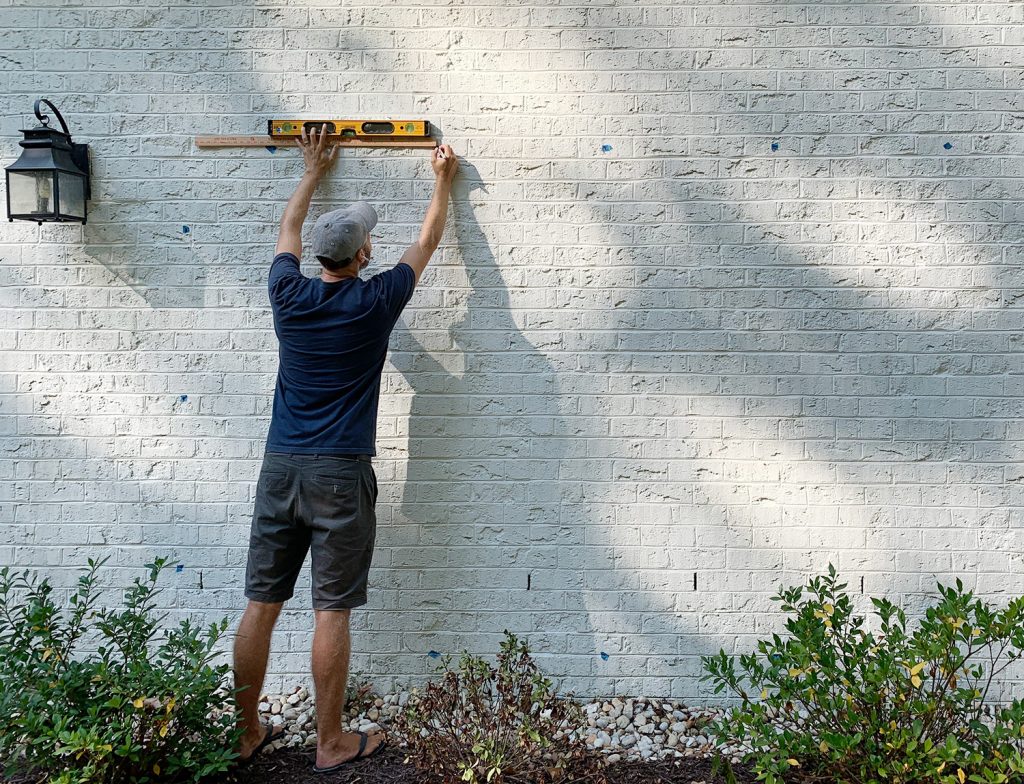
[3,1,1024,701]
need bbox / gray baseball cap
[311,202,378,266]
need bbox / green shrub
[701,564,1024,784]
[0,557,241,783]
[392,630,606,784]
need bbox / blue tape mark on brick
[943,142,953,150]
[428,650,441,659]
[771,142,779,151]
[601,144,613,153]
[266,146,277,154]
[600,651,609,660]
[179,394,188,402]
[182,225,190,234]
[175,565,184,573]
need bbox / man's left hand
[299,125,338,179]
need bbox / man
[232,126,458,773]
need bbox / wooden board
[195,135,437,150]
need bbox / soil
[3,746,760,784]
[202,745,762,784]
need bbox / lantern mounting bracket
[34,98,71,136]
[71,144,90,201]
[32,98,90,200]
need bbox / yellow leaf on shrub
[787,759,800,767]
[957,768,965,784]
[159,723,169,738]
[911,675,922,688]
[761,689,768,700]
[154,764,161,775]
[909,662,925,676]
[823,603,834,615]
[937,762,946,773]
[819,740,829,753]
[166,697,176,713]
[789,668,802,677]
[133,697,145,709]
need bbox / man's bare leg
[233,599,285,757]
[313,608,384,768]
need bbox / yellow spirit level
[268,119,431,140]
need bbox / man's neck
[320,267,359,283]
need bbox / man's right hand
[431,144,458,182]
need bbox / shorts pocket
[303,478,364,541]
[309,477,360,495]
[258,472,292,491]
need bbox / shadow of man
[385,161,601,695]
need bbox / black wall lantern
[6,98,90,225]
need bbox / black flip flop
[238,724,284,765]
[313,731,387,774]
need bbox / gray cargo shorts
[245,452,378,610]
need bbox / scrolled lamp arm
[33,98,71,136]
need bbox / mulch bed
[3,745,760,784]
[205,745,761,784]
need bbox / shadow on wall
[544,0,1024,700]
[385,160,603,695]
[3,4,378,653]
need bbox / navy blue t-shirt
[265,253,416,456]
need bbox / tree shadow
[1,7,398,690]
[541,1,1024,701]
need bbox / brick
[5,0,1024,702]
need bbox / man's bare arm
[276,126,338,257]
[399,144,458,284]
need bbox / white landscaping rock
[254,686,733,764]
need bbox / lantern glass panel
[8,171,55,218]
[57,171,86,220]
